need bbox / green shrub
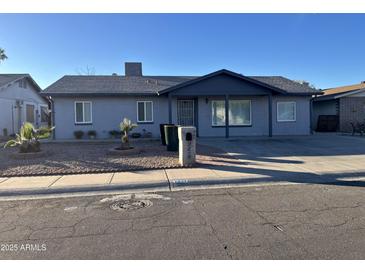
[87,130,97,138]
[131,132,141,138]
[74,130,84,139]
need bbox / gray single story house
[313,82,365,132]
[42,62,321,139]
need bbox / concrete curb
[171,177,281,189]
[0,176,287,198]
[0,181,169,197]
[0,177,276,198]
[2,173,360,198]
[171,175,365,189]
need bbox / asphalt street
[0,182,365,259]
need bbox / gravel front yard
[0,140,229,177]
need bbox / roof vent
[125,62,142,76]
[146,79,158,85]
[295,80,309,86]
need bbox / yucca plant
[4,122,54,153]
[119,118,137,149]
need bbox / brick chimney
[125,62,142,76]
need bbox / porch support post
[310,98,314,134]
[225,94,229,138]
[168,93,172,124]
[268,94,273,137]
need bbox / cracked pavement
[1,182,365,259]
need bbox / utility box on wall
[178,126,196,167]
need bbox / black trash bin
[164,125,179,151]
[160,123,174,145]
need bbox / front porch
[159,69,290,138]
[167,94,274,138]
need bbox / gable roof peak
[0,73,42,92]
[158,68,288,95]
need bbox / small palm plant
[119,118,137,150]
[4,122,54,153]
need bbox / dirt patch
[0,140,231,177]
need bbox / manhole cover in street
[110,199,153,211]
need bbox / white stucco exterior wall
[0,78,48,136]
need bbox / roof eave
[41,92,159,97]
[314,88,365,101]
[281,92,323,96]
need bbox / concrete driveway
[198,135,365,186]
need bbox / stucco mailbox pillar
[178,126,196,167]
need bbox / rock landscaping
[0,140,229,177]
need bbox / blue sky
[0,14,364,89]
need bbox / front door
[177,100,194,126]
[25,103,36,124]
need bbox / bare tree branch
[76,65,96,75]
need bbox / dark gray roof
[0,74,29,88]
[250,76,320,95]
[43,75,196,96]
[42,72,320,96]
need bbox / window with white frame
[211,100,251,126]
[137,101,153,123]
[75,101,92,124]
[212,101,226,126]
[277,101,296,122]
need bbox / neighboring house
[313,82,365,132]
[0,74,49,137]
[42,62,321,139]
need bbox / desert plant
[4,122,54,153]
[87,130,97,139]
[74,130,84,139]
[119,118,137,149]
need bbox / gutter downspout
[50,97,56,140]
[310,97,314,135]
[268,94,273,137]
[11,104,15,135]
[168,93,172,124]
